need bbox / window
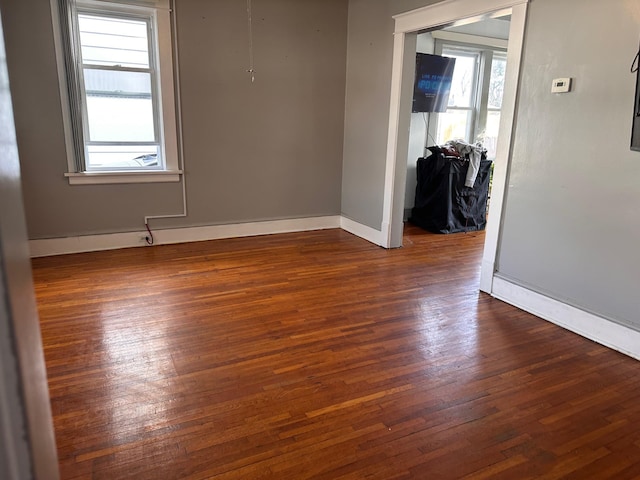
[435,50,479,147]
[435,42,507,159]
[53,0,180,184]
[484,52,507,159]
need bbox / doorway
[381,0,529,294]
[403,16,512,224]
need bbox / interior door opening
[403,15,512,224]
[382,0,529,294]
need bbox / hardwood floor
[32,225,640,479]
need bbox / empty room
[1,0,640,478]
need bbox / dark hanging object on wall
[412,53,457,113]
[410,147,492,234]
[631,42,640,151]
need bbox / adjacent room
[1,0,640,478]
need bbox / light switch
[552,77,572,93]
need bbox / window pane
[84,69,155,142]
[78,14,150,68]
[442,53,476,108]
[85,145,159,169]
[488,55,507,109]
[84,69,151,96]
[483,110,501,159]
[436,109,473,144]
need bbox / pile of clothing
[427,139,486,188]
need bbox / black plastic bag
[410,152,492,234]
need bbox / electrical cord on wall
[145,222,155,245]
[633,44,640,118]
[421,112,437,155]
[144,0,187,245]
[144,170,188,245]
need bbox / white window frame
[485,51,508,116]
[51,0,181,185]
[434,38,508,158]
[438,46,481,143]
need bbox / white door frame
[381,0,529,294]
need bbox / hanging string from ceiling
[247,0,255,83]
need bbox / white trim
[381,30,407,248]
[393,0,525,33]
[431,31,508,49]
[479,3,528,293]
[492,276,640,361]
[142,0,188,226]
[27,216,390,257]
[340,217,385,247]
[65,170,182,184]
[49,0,77,174]
[154,0,179,172]
[29,216,342,257]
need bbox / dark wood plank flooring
[32,225,640,479]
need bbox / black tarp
[410,152,492,234]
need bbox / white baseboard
[29,216,342,257]
[492,276,640,361]
[340,217,385,247]
[30,231,145,257]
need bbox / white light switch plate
[552,77,572,93]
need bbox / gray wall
[341,0,440,229]
[0,11,34,478]
[0,6,59,477]
[404,33,434,217]
[495,0,640,330]
[1,0,348,238]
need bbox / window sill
[65,170,183,185]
